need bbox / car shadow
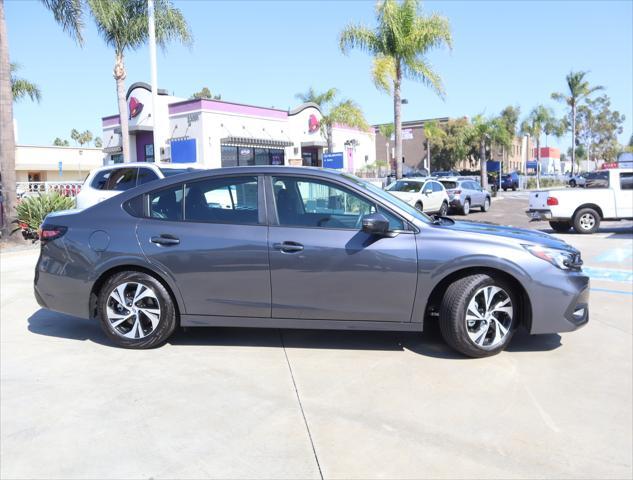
[538,225,633,237]
[28,308,562,358]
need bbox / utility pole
[148,0,162,163]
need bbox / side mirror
[423,187,433,194]
[361,213,390,235]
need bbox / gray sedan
[34,167,589,358]
[440,178,491,215]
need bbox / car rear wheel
[438,202,449,216]
[573,208,600,234]
[461,199,470,215]
[439,274,517,358]
[415,202,424,212]
[98,271,177,349]
[512,184,517,191]
[569,180,577,188]
[481,197,490,212]
[549,220,572,233]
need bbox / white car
[76,163,197,209]
[527,168,633,233]
[385,177,450,216]
[567,173,586,188]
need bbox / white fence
[16,181,83,198]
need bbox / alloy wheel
[465,286,513,349]
[107,282,161,339]
[579,213,595,231]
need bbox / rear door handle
[150,234,180,246]
[273,241,304,253]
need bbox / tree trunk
[393,61,403,179]
[326,123,333,154]
[0,1,16,235]
[426,140,431,173]
[480,140,487,189]
[570,101,576,176]
[114,52,131,162]
[536,138,541,189]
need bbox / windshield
[385,180,423,192]
[440,181,458,189]
[341,174,433,224]
[159,168,194,177]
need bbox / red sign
[308,114,319,133]
[601,162,618,169]
[128,96,144,119]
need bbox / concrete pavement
[1,205,632,479]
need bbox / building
[102,82,376,172]
[489,136,532,174]
[15,144,103,183]
[533,147,561,174]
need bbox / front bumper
[526,209,552,221]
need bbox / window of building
[254,148,269,165]
[149,184,184,221]
[620,172,633,190]
[222,145,285,166]
[238,147,255,166]
[110,154,123,164]
[144,144,155,162]
[184,176,259,224]
[221,146,238,167]
[272,176,403,230]
[270,149,285,165]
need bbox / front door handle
[150,234,180,246]
[273,241,304,253]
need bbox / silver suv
[440,178,491,215]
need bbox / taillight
[453,189,461,195]
[39,225,67,242]
[547,197,559,206]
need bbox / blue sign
[323,152,344,169]
[526,161,539,170]
[170,138,197,163]
[486,160,500,172]
[58,161,63,177]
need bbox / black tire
[569,180,576,188]
[98,271,178,349]
[481,196,490,212]
[503,188,508,192]
[439,274,518,358]
[415,202,424,212]
[573,207,600,234]
[438,202,449,216]
[549,220,572,233]
[461,199,470,215]
[512,184,517,191]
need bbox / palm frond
[327,99,369,131]
[339,24,380,55]
[372,55,396,94]
[10,63,42,103]
[41,0,84,44]
[402,57,445,98]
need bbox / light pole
[148,0,163,163]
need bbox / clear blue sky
[6,0,633,151]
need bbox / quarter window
[620,172,633,190]
[149,184,184,221]
[106,168,138,191]
[184,176,258,224]
[91,169,113,190]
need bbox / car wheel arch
[573,203,603,220]
[422,266,532,332]
[89,264,183,322]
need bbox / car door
[420,181,435,212]
[267,175,417,322]
[467,181,482,206]
[136,175,271,318]
[431,181,444,211]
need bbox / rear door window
[149,184,184,221]
[137,168,160,186]
[106,168,138,191]
[184,176,259,224]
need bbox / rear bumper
[526,209,552,221]
[528,271,590,334]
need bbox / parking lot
[1,194,632,479]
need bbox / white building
[102,82,376,172]
[15,144,103,183]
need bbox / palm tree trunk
[114,52,131,162]
[326,123,333,154]
[393,61,403,179]
[0,1,16,234]
[570,101,576,176]
[480,141,487,189]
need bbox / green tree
[89,0,192,163]
[428,117,472,171]
[10,63,41,103]
[499,105,520,136]
[468,115,512,189]
[520,105,556,189]
[191,86,220,100]
[78,129,93,146]
[1,0,83,234]
[94,136,103,148]
[543,116,566,147]
[340,0,452,179]
[551,71,604,175]
[53,137,70,146]
[576,95,625,162]
[295,87,368,153]
[70,128,81,145]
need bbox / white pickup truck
[526,168,633,234]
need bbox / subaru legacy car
[34,167,589,358]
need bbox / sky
[6,0,633,151]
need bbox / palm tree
[10,63,42,102]
[340,0,452,179]
[551,71,603,175]
[377,123,395,168]
[1,0,83,235]
[520,105,555,189]
[88,0,192,163]
[469,115,512,189]
[295,87,368,154]
[422,120,445,172]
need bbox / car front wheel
[415,202,424,212]
[481,197,490,212]
[438,202,449,216]
[439,274,517,358]
[98,271,177,349]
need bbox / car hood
[440,220,576,252]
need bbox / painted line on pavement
[583,267,633,284]
[590,287,633,296]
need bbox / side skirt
[181,315,423,332]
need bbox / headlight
[523,244,582,270]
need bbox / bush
[12,192,75,235]
[524,177,566,190]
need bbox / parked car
[501,172,520,191]
[35,167,589,358]
[527,168,633,233]
[432,170,460,178]
[76,163,197,209]
[567,173,586,188]
[385,178,449,215]
[439,178,491,215]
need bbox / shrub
[12,192,75,235]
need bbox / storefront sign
[308,114,320,133]
[128,97,144,119]
[389,128,413,141]
[323,152,344,169]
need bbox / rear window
[585,171,609,189]
[160,168,193,177]
[440,181,457,189]
[386,180,423,192]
